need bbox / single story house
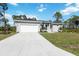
[64,19,79,29]
[14,17,63,33]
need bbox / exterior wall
[15,23,20,32]
[52,25,62,33]
[47,24,52,33]
[15,22,40,32]
[14,20,63,33]
[45,24,63,33]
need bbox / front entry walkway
[0,32,75,56]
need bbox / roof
[52,23,62,25]
[53,20,62,23]
[14,20,63,25]
[14,20,41,24]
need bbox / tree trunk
[3,10,7,34]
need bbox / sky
[3,3,79,26]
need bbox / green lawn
[0,32,16,41]
[40,32,79,56]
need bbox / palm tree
[0,3,8,10]
[0,3,8,33]
[53,11,62,23]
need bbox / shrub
[62,28,79,33]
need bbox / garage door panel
[20,25,39,32]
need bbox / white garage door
[20,25,39,32]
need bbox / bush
[0,27,2,31]
[9,27,16,32]
[0,26,16,32]
[0,27,4,31]
[62,28,79,33]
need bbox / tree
[12,15,27,20]
[21,15,27,20]
[66,15,79,29]
[12,15,37,21]
[6,24,11,31]
[0,3,8,10]
[71,15,79,28]
[53,11,62,23]
[0,3,8,34]
[2,18,9,33]
[32,17,37,21]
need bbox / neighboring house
[14,17,62,33]
[64,19,79,29]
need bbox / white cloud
[38,4,47,12]
[5,13,14,26]
[10,3,18,6]
[0,13,12,20]
[15,11,39,20]
[1,13,39,26]
[5,13,12,18]
[38,8,46,12]
[26,15,39,20]
[75,3,79,8]
[65,3,72,6]
[61,6,79,15]
[61,3,79,15]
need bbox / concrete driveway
[0,32,75,56]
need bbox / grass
[40,32,79,56]
[0,31,16,41]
